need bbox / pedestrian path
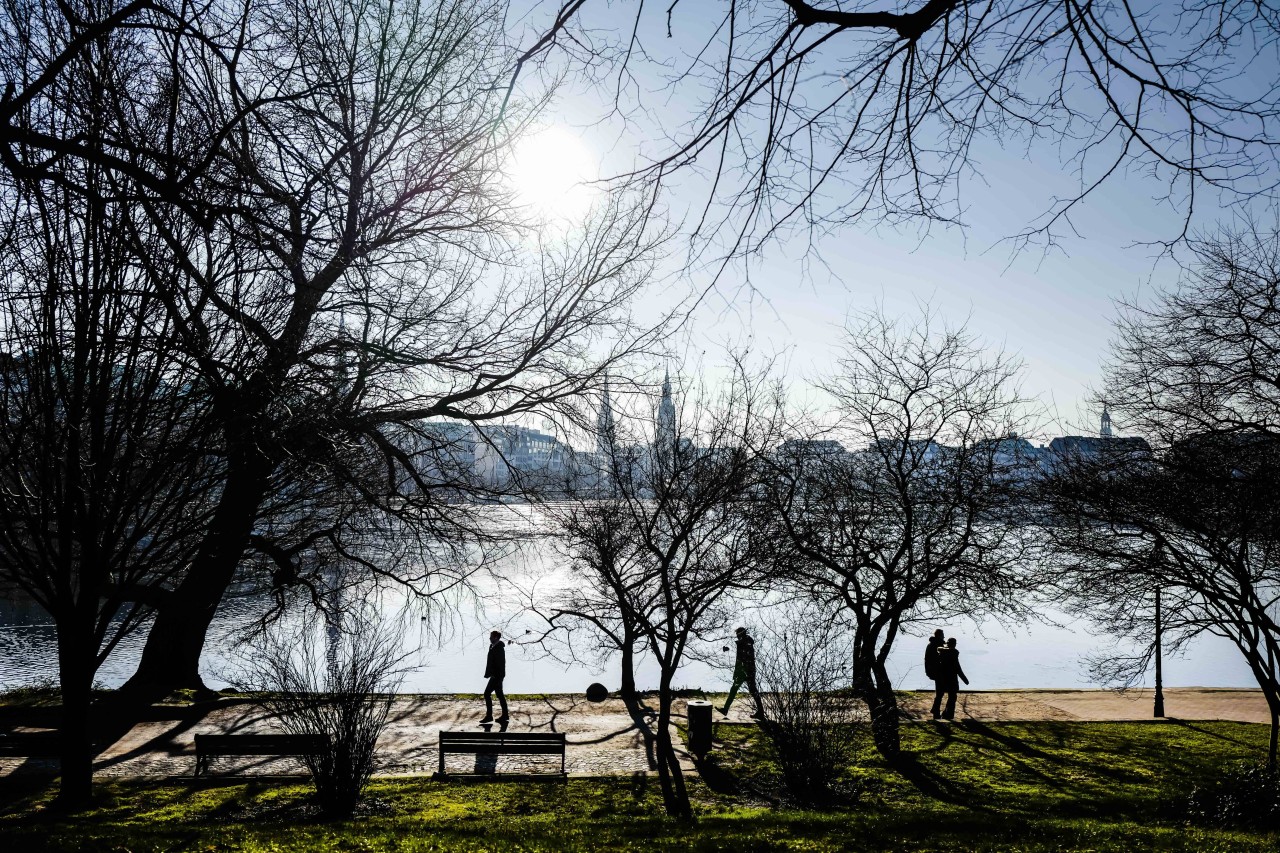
[0,689,1270,780]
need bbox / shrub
[753,608,863,806]
[235,599,409,818]
[1183,760,1280,829]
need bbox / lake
[0,508,1260,695]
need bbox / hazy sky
[505,2,1279,440]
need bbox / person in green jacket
[721,627,764,718]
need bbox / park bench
[437,730,567,777]
[0,731,62,757]
[193,732,328,777]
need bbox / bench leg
[438,747,445,777]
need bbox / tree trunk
[618,635,657,770]
[1265,686,1279,771]
[620,638,637,703]
[54,627,95,809]
[124,447,270,695]
[864,685,901,758]
[653,677,692,819]
[852,646,901,758]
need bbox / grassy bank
[1,720,1275,851]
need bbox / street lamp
[1152,540,1165,718]
[1154,584,1165,718]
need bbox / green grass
[1,721,1276,851]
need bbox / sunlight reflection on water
[0,510,1259,693]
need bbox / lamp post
[1153,584,1165,718]
[1152,540,1165,718]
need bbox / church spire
[597,376,616,459]
[657,366,677,453]
[1100,405,1113,439]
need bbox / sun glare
[508,126,599,225]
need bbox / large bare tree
[0,26,220,801]
[1046,228,1280,769]
[754,311,1034,757]
[0,0,670,705]
[543,364,776,819]
[1043,432,1280,769]
[25,0,669,693]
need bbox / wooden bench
[193,733,328,777]
[0,732,62,757]
[437,730,566,776]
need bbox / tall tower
[1100,405,1113,439]
[597,378,616,459]
[657,367,677,454]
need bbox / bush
[753,608,863,806]
[1183,760,1280,829]
[0,676,60,706]
[235,598,409,818]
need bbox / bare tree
[0,39,219,803]
[513,1,1280,257]
[538,496,659,768]
[1046,233,1280,768]
[543,364,776,819]
[1104,227,1280,443]
[754,311,1034,758]
[58,0,671,695]
[1042,431,1280,769]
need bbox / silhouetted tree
[1045,232,1280,768]
[544,364,776,819]
[537,495,660,769]
[31,0,669,695]
[1043,432,1280,769]
[0,50,219,803]
[754,311,1033,758]
[1104,228,1280,443]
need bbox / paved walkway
[898,687,1272,724]
[0,689,1270,779]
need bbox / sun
[508,126,599,225]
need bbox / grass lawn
[0,720,1275,851]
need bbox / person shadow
[474,719,509,774]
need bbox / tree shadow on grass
[689,750,740,796]
[886,750,987,809]
[1170,720,1262,750]
[956,720,1056,761]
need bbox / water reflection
[0,518,1259,694]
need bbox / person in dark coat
[924,629,945,683]
[721,627,764,718]
[930,638,969,721]
[481,630,508,723]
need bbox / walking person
[481,630,508,724]
[924,629,945,684]
[930,638,969,721]
[721,627,764,719]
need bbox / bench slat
[439,732,564,741]
[436,729,566,777]
[437,743,565,755]
[193,733,328,777]
[0,734,62,757]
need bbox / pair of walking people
[924,629,969,720]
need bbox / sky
[502,1,1280,443]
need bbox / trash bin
[686,700,713,757]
